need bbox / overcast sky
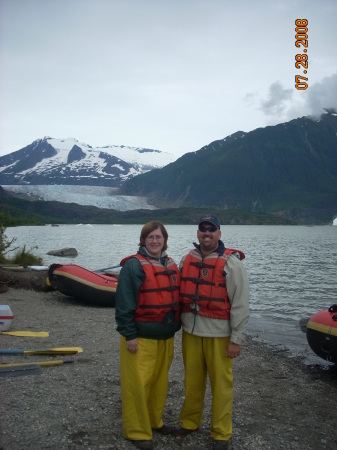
[1,0,337,158]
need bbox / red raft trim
[48,264,118,307]
[52,268,118,293]
[306,308,337,363]
[307,309,337,337]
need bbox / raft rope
[328,304,337,321]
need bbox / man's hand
[126,338,138,353]
[227,342,241,359]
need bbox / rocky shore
[0,285,337,450]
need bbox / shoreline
[0,287,337,450]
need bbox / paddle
[0,331,49,337]
[0,264,24,269]
[94,264,121,273]
[0,263,22,267]
[0,360,74,368]
[0,347,83,355]
[0,364,42,378]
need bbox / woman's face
[144,228,165,258]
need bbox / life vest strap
[181,276,225,288]
[181,293,227,303]
[140,301,180,309]
[155,269,178,276]
[190,261,215,269]
[141,286,179,293]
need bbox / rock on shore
[0,287,336,450]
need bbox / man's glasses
[198,225,218,233]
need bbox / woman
[115,221,181,450]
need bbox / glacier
[0,136,177,210]
[2,185,157,211]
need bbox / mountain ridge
[0,137,176,187]
[118,112,337,223]
[1,113,337,224]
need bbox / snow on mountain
[2,185,157,211]
[96,142,175,168]
[0,136,178,187]
[0,137,177,210]
[45,137,175,169]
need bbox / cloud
[259,82,293,116]
[257,73,337,124]
[305,73,337,118]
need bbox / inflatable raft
[305,304,337,363]
[48,264,119,307]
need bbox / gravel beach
[0,285,336,450]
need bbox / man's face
[197,222,221,254]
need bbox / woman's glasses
[198,225,218,233]
[146,235,164,241]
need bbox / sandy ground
[0,284,336,450]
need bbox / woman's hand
[126,338,138,353]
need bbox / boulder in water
[47,248,78,257]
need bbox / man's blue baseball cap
[198,214,220,229]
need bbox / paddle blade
[0,331,49,337]
[25,347,83,355]
[47,347,83,353]
[0,364,42,377]
[0,360,74,368]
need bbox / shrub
[0,224,43,265]
[0,224,18,263]
[11,245,43,266]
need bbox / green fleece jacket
[115,247,181,341]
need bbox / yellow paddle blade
[24,347,83,355]
[0,331,49,337]
[52,347,83,353]
[0,360,73,368]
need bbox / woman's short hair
[139,221,168,251]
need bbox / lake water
[4,224,337,365]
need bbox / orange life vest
[180,247,244,320]
[121,253,181,323]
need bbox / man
[176,214,249,450]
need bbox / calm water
[4,224,337,364]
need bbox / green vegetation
[0,217,43,265]
[9,245,43,266]
[0,221,15,262]
[0,194,296,227]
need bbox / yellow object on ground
[119,336,174,440]
[0,331,49,337]
[0,360,73,368]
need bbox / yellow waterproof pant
[179,331,233,440]
[119,336,174,440]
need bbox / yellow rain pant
[119,336,174,440]
[179,331,233,440]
